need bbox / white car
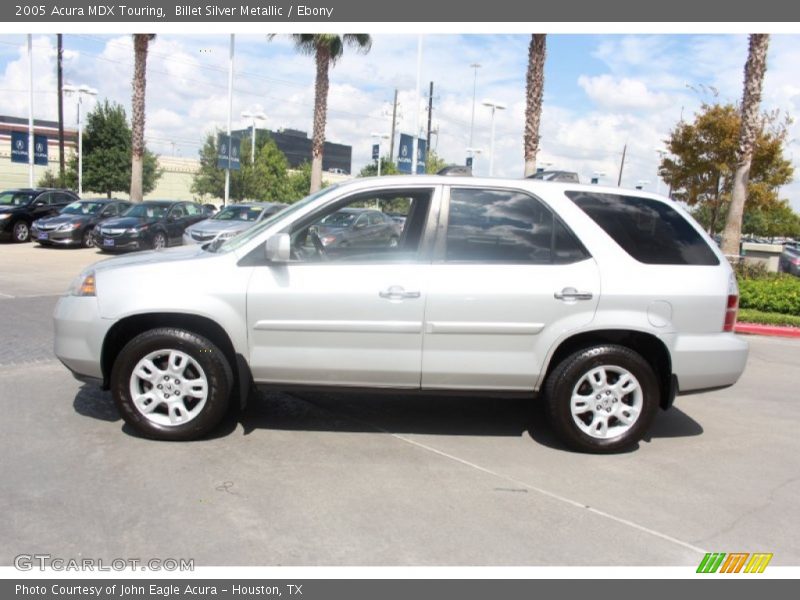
[54,176,748,452]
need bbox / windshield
[214,206,264,222]
[212,186,340,254]
[320,211,356,227]
[61,201,105,216]
[123,204,170,219]
[0,191,34,206]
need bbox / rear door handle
[554,287,593,301]
[379,286,421,300]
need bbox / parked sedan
[183,202,287,245]
[779,244,800,276]
[96,200,206,252]
[314,207,400,249]
[0,188,79,243]
[31,199,131,248]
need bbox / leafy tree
[721,34,771,255]
[425,150,448,174]
[524,34,546,176]
[271,34,372,193]
[359,158,399,177]
[37,170,67,189]
[130,34,156,202]
[742,200,800,239]
[286,162,316,201]
[659,103,793,235]
[63,100,161,198]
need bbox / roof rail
[437,165,472,176]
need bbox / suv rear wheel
[110,328,233,441]
[544,344,659,453]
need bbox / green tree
[286,162,315,201]
[425,150,448,174]
[722,34,771,255]
[358,158,399,177]
[270,34,372,193]
[659,102,793,235]
[742,200,800,239]
[63,100,161,198]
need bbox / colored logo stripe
[697,553,726,573]
[720,553,749,573]
[744,553,773,573]
[697,552,773,573]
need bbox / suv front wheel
[110,328,233,441]
[544,344,659,453]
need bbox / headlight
[0,214,10,220]
[126,225,149,235]
[320,235,337,246]
[58,223,80,231]
[67,271,96,297]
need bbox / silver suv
[54,176,748,452]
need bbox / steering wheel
[309,229,328,261]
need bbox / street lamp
[63,84,97,196]
[468,63,481,149]
[481,99,506,176]
[636,179,650,190]
[466,147,482,173]
[371,132,389,177]
[241,110,267,163]
[591,170,606,184]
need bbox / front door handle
[379,286,421,300]
[554,287,593,301]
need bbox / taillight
[724,294,738,332]
[724,273,739,332]
[792,257,800,266]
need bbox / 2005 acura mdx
[54,176,749,452]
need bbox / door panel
[246,264,427,387]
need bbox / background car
[0,188,79,243]
[96,200,206,252]
[201,203,218,217]
[314,207,400,249]
[31,198,131,248]
[779,243,800,276]
[183,202,287,245]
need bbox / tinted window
[446,188,588,264]
[566,191,719,266]
[185,203,202,216]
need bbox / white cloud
[578,74,673,111]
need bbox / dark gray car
[314,207,400,250]
[779,244,800,276]
[31,199,131,248]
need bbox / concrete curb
[735,322,800,338]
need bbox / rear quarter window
[565,191,719,266]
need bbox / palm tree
[523,34,546,177]
[721,34,770,257]
[272,34,372,193]
[130,34,155,203]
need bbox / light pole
[63,84,97,196]
[466,147,482,174]
[241,110,267,163]
[371,132,389,176]
[468,63,481,149]
[481,99,506,176]
[655,149,667,195]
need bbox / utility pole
[617,143,627,187]
[426,81,434,153]
[57,34,65,185]
[388,88,398,163]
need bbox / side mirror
[264,233,291,262]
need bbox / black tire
[81,228,95,248]
[544,344,659,454]
[110,328,233,441]
[152,232,167,250]
[12,221,30,243]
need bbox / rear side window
[566,191,719,266]
[445,188,589,264]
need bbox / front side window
[445,188,587,264]
[0,192,34,206]
[290,189,433,263]
[185,203,202,216]
[566,191,719,266]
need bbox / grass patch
[738,308,800,327]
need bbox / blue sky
[1,33,798,208]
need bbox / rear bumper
[669,332,749,392]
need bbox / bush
[738,308,800,327]
[738,275,800,316]
[734,260,770,280]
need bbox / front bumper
[97,234,147,252]
[31,226,83,246]
[53,295,113,381]
[670,332,749,392]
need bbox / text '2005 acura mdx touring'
[54,176,748,452]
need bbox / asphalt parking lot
[1,242,798,566]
